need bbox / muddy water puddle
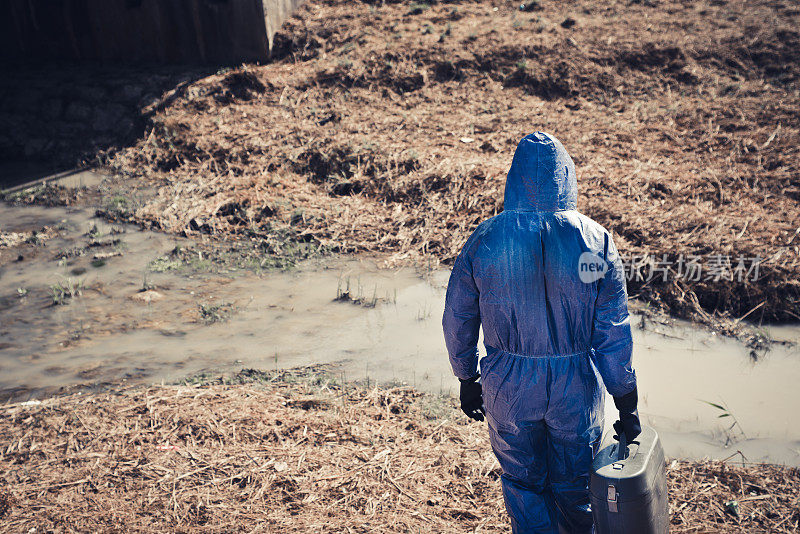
[1,203,799,465]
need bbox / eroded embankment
[0,370,798,533]
[78,0,800,328]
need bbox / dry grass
[101,0,800,326]
[0,369,797,533]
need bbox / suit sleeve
[590,234,637,397]
[442,241,481,381]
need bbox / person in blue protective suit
[442,132,641,533]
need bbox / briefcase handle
[616,432,628,462]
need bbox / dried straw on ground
[98,0,800,325]
[1,369,797,532]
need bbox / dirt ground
[82,0,799,327]
[0,369,797,533]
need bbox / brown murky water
[1,204,799,465]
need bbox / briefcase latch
[607,484,618,513]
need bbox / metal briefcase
[590,425,669,533]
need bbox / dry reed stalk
[0,371,797,532]
[96,0,798,327]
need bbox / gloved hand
[459,374,485,422]
[613,387,641,442]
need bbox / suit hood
[503,132,577,212]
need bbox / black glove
[613,387,641,442]
[459,374,485,422]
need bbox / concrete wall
[1,0,303,64]
[263,0,304,50]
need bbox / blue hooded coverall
[443,132,636,533]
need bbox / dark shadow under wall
[0,63,216,189]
